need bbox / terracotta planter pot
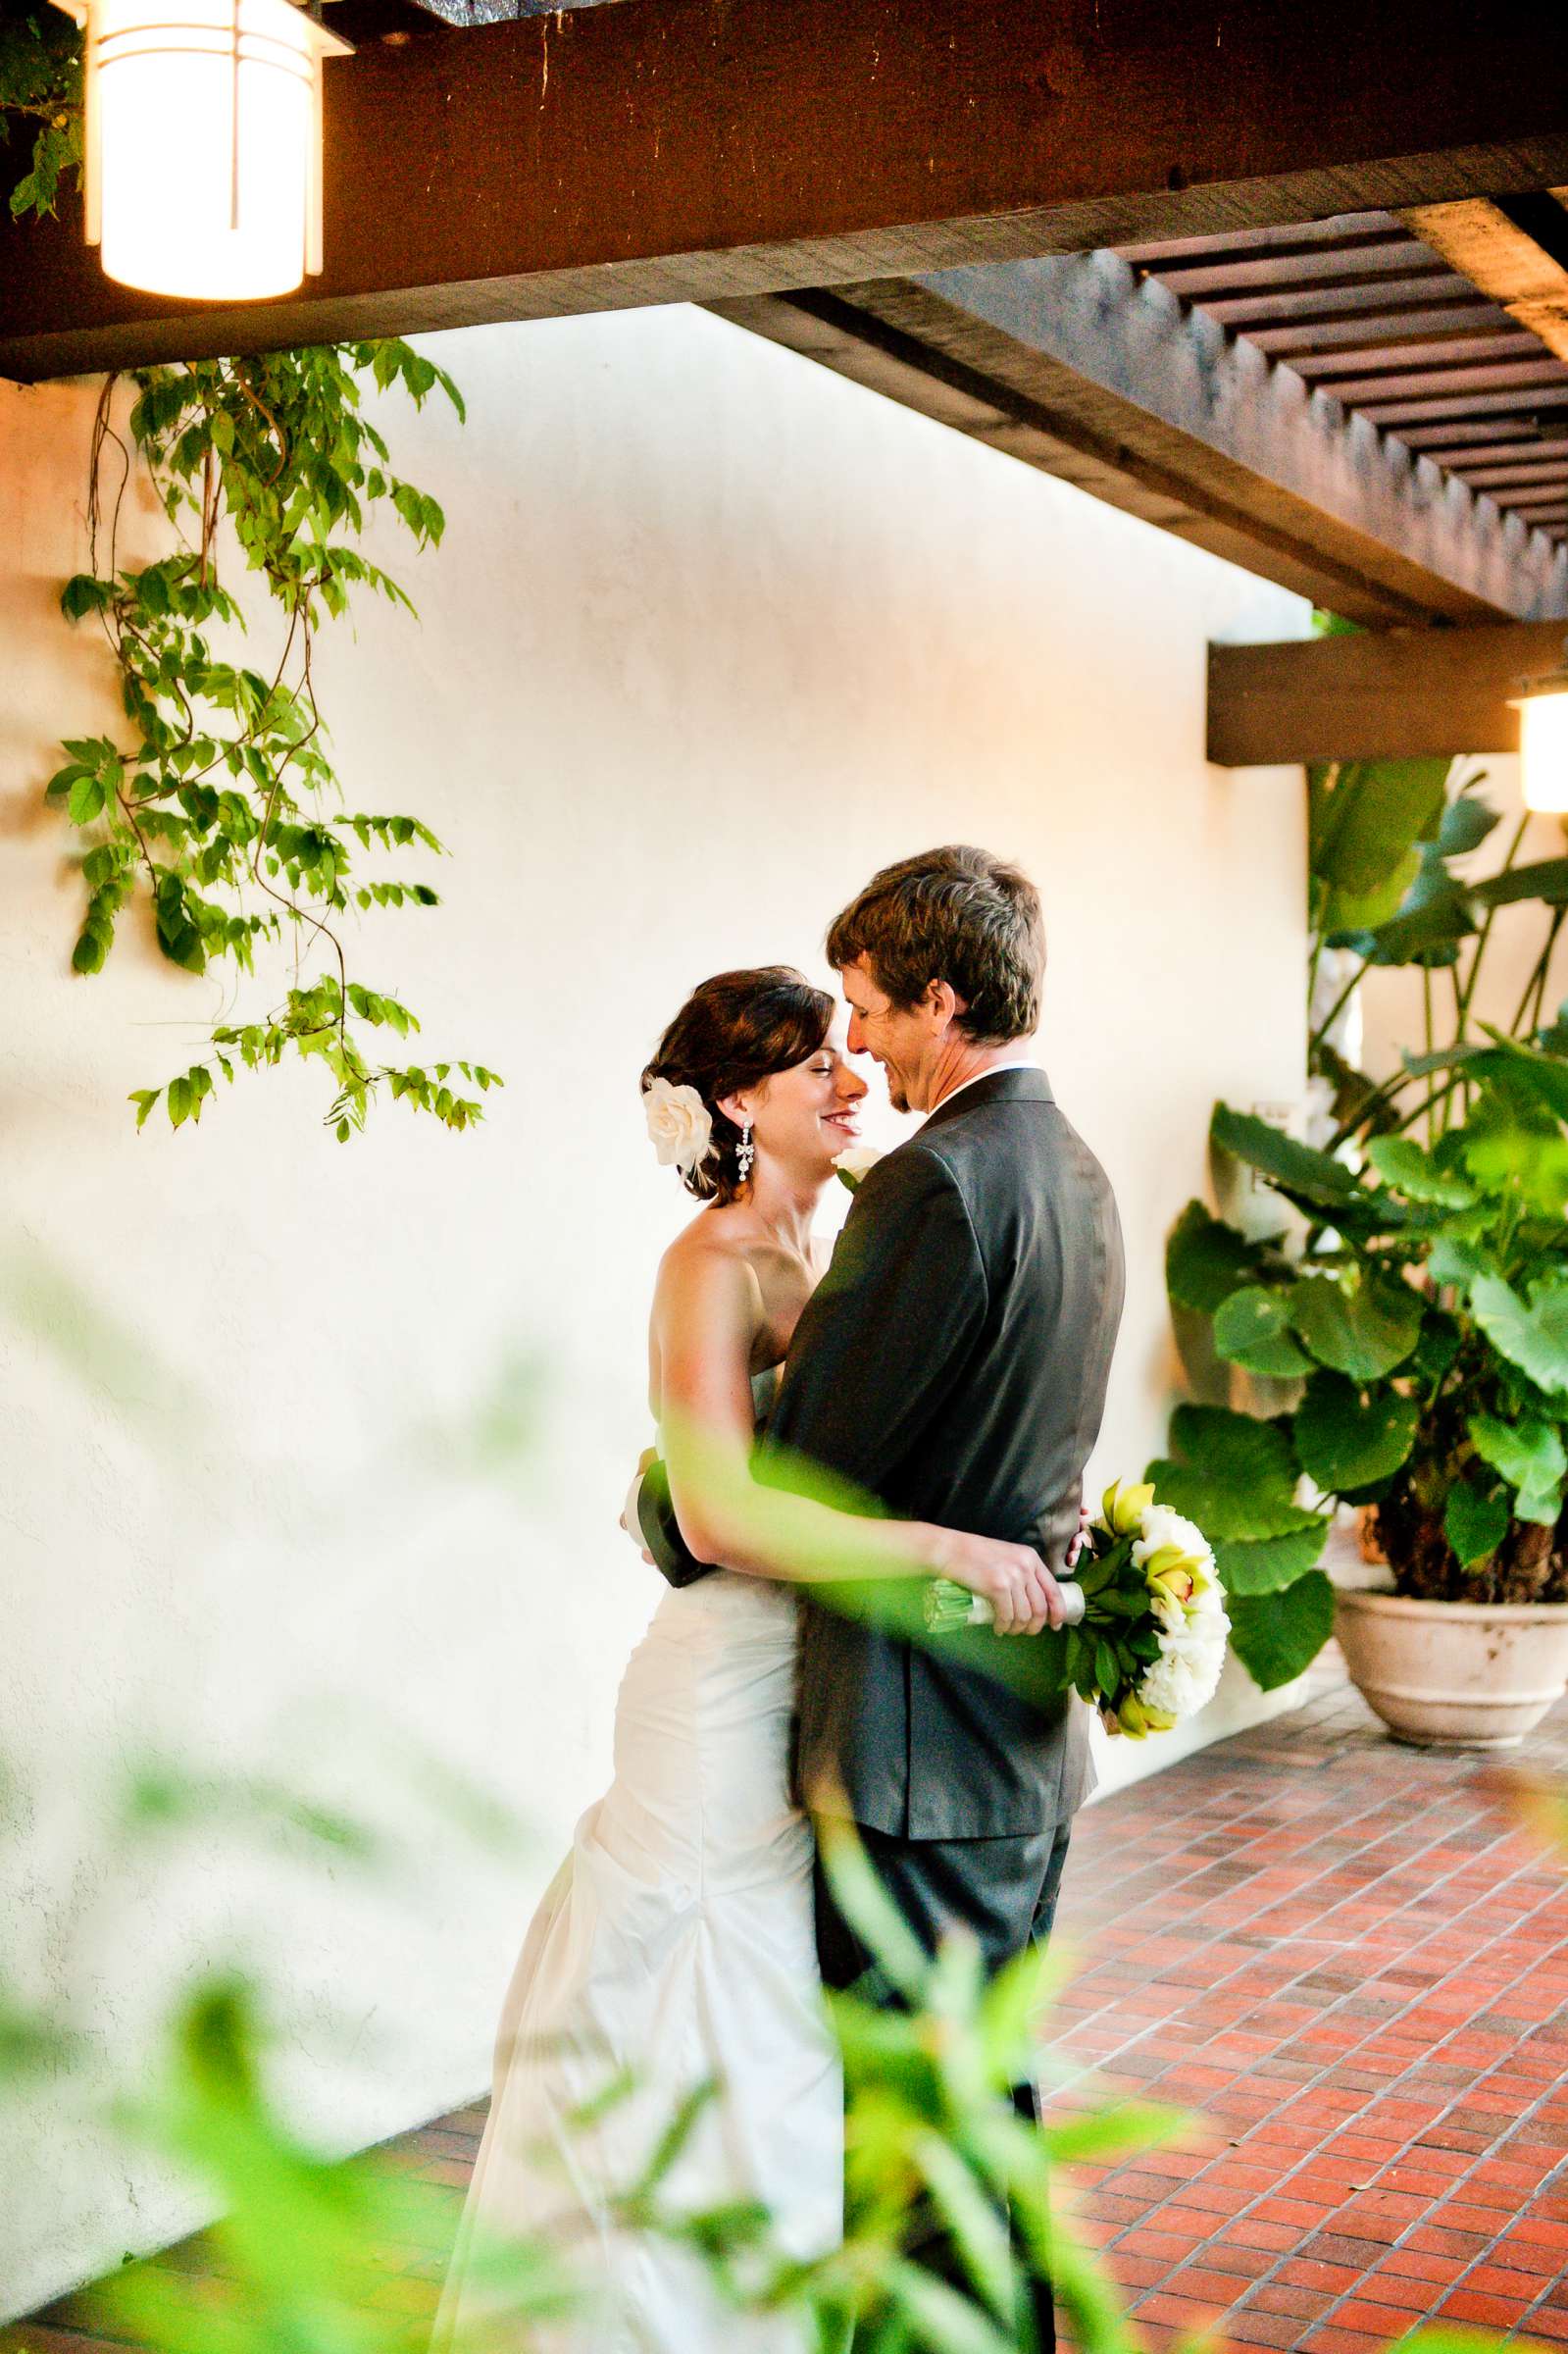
[1335,1588,1568,1750]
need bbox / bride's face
[744,1027,868,1182]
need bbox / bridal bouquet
[924,1480,1230,1737]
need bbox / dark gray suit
[639,1066,1125,2347]
[772,1066,1123,1839]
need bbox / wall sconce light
[50,0,351,302]
[1511,637,1568,817]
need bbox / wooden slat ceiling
[1117,206,1568,545]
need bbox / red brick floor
[1052,1680,1568,2351]
[6,1680,1566,2354]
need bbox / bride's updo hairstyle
[643,967,835,1203]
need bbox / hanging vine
[4,17,500,1139]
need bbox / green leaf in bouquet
[1210,1104,1362,1209]
[1293,1371,1420,1493]
[1165,1201,1279,1313]
[1287,1270,1424,1380]
[1093,1640,1120,1698]
[1471,1272,1568,1397]
[1212,1286,1314,1377]
[1214,1521,1330,1595]
[1363,1134,1477,1208]
[1228,1569,1336,1691]
[1443,1478,1510,1568]
[1468,1412,1567,1526]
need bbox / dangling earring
[736,1119,755,1185]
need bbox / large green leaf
[1444,1480,1509,1567]
[1293,1372,1420,1494]
[1459,1087,1568,1217]
[1338,885,1475,968]
[1436,791,1500,858]
[1228,1570,1337,1691]
[1165,1201,1273,1314]
[1471,1273,1568,1397]
[1213,1287,1314,1378]
[1288,1271,1424,1380]
[1469,855,1568,909]
[1149,1405,1321,1543]
[1473,1033,1568,1125]
[1363,1134,1477,1208]
[1210,1104,1361,1208]
[1165,1402,1300,1487]
[1309,756,1450,905]
[1214,1521,1330,1595]
[1468,1411,1567,1526]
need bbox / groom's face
[839,957,938,1115]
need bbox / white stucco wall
[1,304,1309,2316]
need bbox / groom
[640,844,1125,2348]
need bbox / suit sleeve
[766,1143,987,1498]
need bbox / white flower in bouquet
[834,1143,884,1192]
[924,1472,1229,1741]
[1129,1496,1230,1728]
[643,1078,715,1176]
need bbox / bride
[433,966,1058,2354]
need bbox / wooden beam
[1401,194,1568,362]
[717,255,1568,626]
[1206,620,1568,765]
[6,0,1568,379]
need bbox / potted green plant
[1155,759,1568,1747]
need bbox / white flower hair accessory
[643,1077,715,1176]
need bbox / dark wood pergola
[6,0,1568,762]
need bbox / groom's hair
[826,845,1044,1043]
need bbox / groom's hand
[934,1530,1066,1635]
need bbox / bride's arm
[653,1248,1062,1629]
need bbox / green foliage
[1163,1039,1568,1637]
[1,1738,1210,2354]
[33,325,494,1137]
[1158,740,1568,1660]
[0,9,82,220]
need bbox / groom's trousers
[812,1817,1073,2354]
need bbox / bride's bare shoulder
[656,1203,764,1300]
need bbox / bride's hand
[928,1529,1066,1635]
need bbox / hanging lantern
[1510,637,1568,817]
[51,0,351,302]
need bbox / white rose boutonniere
[644,1078,715,1176]
[834,1143,884,1193]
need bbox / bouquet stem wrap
[922,1481,1229,1738]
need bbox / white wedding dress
[433,1378,842,2354]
